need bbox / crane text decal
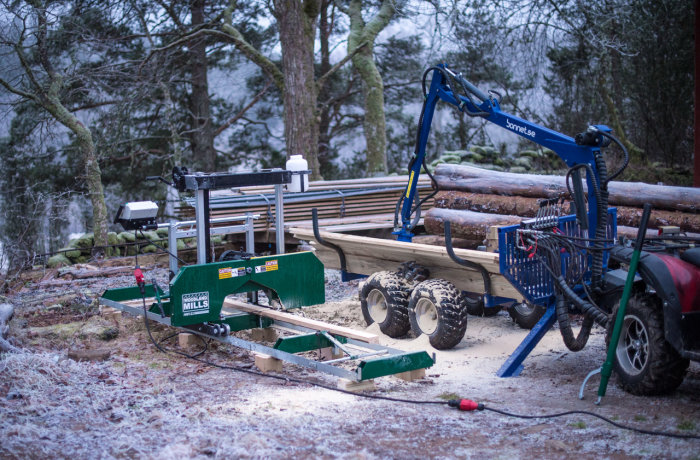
[506,119,536,138]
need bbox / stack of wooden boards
[291,226,521,299]
[175,175,434,232]
[424,164,700,243]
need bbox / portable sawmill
[101,167,434,383]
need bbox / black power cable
[134,286,699,441]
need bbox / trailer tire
[408,279,467,350]
[359,271,411,338]
[607,294,689,395]
[508,302,546,329]
[465,295,500,317]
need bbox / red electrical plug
[134,268,146,295]
[448,399,484,411]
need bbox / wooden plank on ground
[223,298,379,344]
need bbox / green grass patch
[437,392,460,401]
[634,415,647,422]
[569,421,586,429]
[676,420,696,431]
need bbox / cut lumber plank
[394,368,426,382]
[291,228,500,267]
[254,353,283,373]
[434,164,700,213]
[224,298,379,344]
[338,378,376,392]
[291,228,522,300]
[178,333,199,348]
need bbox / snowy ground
[1,267,698,459]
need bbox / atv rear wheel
[359,271,411,338]
[408,279,468,349]
[608,294,689,395]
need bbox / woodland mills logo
[182,291,209,316]
[506,119,536,138]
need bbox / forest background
[0,0,693,273]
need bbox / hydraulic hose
[590,152,609,289]
[555,295,594,351]
[553,274,609,327]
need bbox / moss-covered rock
[513,156,533,169]
[119,231,136,242]
[509,166,528,174]
[69,234,94,249]
[48,254,71,268]
[519,149,541,158]
[60,247,82,259]
[176,239,186,251]
[441,156,461,164]
[156,227,169,238]
[141,244,157,253]
[140,230,160,244]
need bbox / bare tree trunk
[45,95,109,250]
[0,4,110,249]
[347,0,396,177]
[317,0,333,176]
[190,0,216,171]
[274,0,321,178]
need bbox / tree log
[434,191,700,233]
[434,164,700,213]
[424,208,522,240]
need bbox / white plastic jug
[286,154,309,192]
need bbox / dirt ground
[0,265,698,459]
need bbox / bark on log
[434,164,700,213]
[424,208,522,240]
[434,191,700,233]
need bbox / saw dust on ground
[0,267,698,459]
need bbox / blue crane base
[497,306,557,377]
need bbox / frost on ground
[1,268,699,459]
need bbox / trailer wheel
[607,294,689,395]
[408,279,467,350]
[508,302,546,329]
[465,295,500,317]
[359,271,411,338]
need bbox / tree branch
[223,1,284,91]
[213,80,272,138]
[316,41,366,91]
[0,76,39,102]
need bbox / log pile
[425,164,700,243]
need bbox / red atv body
[607,246,700,395]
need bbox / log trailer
[307,64,700,394]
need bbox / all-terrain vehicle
[603,239,700,395]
